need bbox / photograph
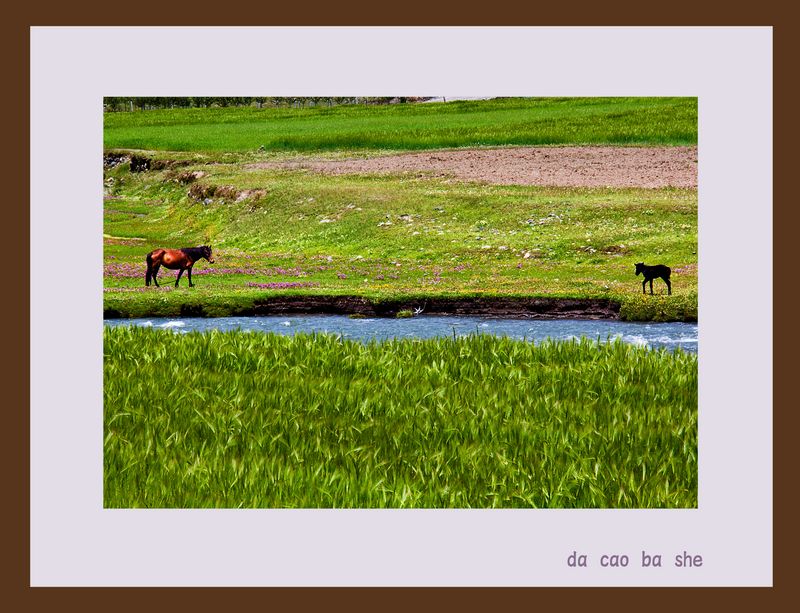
[27,22,779,592]
[102,95,698,509]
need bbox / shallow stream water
[105,315,698,353]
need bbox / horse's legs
[665,276,672,295]
[175,268,184,287]
[153,264,161,287]
[649,279,654,295]
[187,265,194,287]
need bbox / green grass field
[104,163,697,321]
[104,97,697,152]
[104,327,697,508]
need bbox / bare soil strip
[249,146,698,189]
[104,296,622,320]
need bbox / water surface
[105,315,698,353]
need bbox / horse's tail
[145,252,153,286]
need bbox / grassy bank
[104,327,697,508]
[104,162,697,320]
[104,97,697,152]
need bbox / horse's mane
[180,246,209,258]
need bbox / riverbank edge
[104,295,632,320]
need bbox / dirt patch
[249,146,697,189]
[104,295,621,320]
[243,296,621,319]
[188,183,240,201]
[599,245,629,255]
[104,152,129,169]
[128,155,194,173]
[187,183,267,203]
[170,170,206,184]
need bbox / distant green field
[104,327,698,508]
[104,97,698,152]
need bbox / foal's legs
[187,265,194,287]
[642,279,648,294]
[175,268,184,287]
[649,279,654,295]
[152,264,161,287]
[664,276,672,295]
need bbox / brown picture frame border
[7,4,792,610]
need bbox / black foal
[634,262,672,295]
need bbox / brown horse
[145,246,214,287]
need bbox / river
[105,315,697,353]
